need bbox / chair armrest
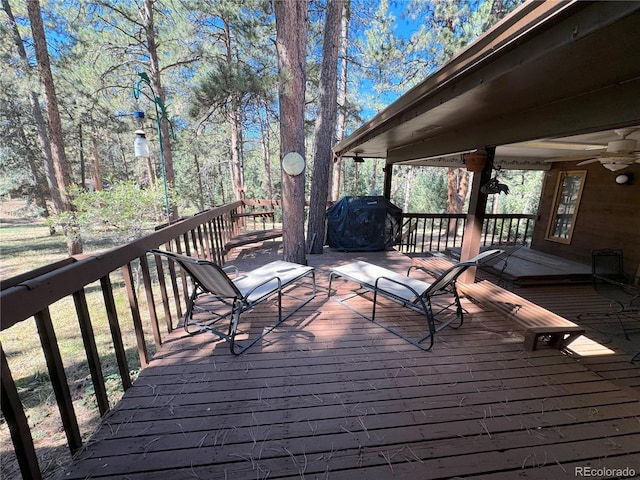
[223,265,239,278]
[593,274,625,288]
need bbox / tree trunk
[4,0,63,217]
[307,0,343,254]
[228,106,244,200]
[403,166,415,212]
[141,0,178,219]
[259,105,274,199]
[353,161,359,194]
[222,19,245,201]
[91,128,103,191]
[275,0,309,264]
[193,154,204,211]
[447,167,468,235]
[27,0,82,255]
[16,121,51,224]
[331,0,350,202]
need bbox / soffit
[333,1,640,170]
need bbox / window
[546,170,587,244]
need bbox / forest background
[0,0,543,266]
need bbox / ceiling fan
[548,128,640,171]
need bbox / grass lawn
[1,201,165,479]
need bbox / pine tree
[275,0,309,264]
[307,0,344,254]
[26,0,82,254]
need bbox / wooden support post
[383,161,393,199]
[460,147,494,284]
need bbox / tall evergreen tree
[3,0,58,222]
[307,0,343,254]
[26,0,82,254]
[331,0,350,201]
[275,0,308,264]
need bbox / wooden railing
[1,203,529,479]
[0,199,287,480]
[399,213,537,254]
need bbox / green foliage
[2,0,531,241]
[409,168,450,213]
[486,170,544,215]
[47,182,170,245]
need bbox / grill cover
[326,196,403,251]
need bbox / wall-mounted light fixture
[615,173,633,185]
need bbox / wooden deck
[62,246,640,479]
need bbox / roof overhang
[333,1,640,170]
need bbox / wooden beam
[459,147,494,284]
[383,162,393,199]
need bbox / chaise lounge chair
[149,249,316,354]
[328,249,502,351]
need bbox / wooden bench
[223,229,283,254]
[458,280,585,350]
[411,256,456,279]
[232,210,275,231]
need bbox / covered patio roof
[333,1,640,170]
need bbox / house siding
[531,163,640,280]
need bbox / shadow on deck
[62,243,640,479]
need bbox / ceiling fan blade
[576,158,601,166]
[545,154,598,163]
[515,140,606,151]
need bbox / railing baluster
[182,232,191,256]
[139,255,162,349]
[491,217,497,245]
[524,218,531,245]
[122,263,149,368]
[401,213,535,253]
[34,308,83,453]
[171,240,190,309]
[100,275,132,391]
[72,289,110,416]
[217,216,228,264]
[1,346,42,480]
[202,222,213,260]
[508,218,517,244]
[152,254,173,333]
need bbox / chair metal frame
[150,250,316,354]
[327,249,502,351]
[578,248,639,341]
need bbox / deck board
[62,247,640,479]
